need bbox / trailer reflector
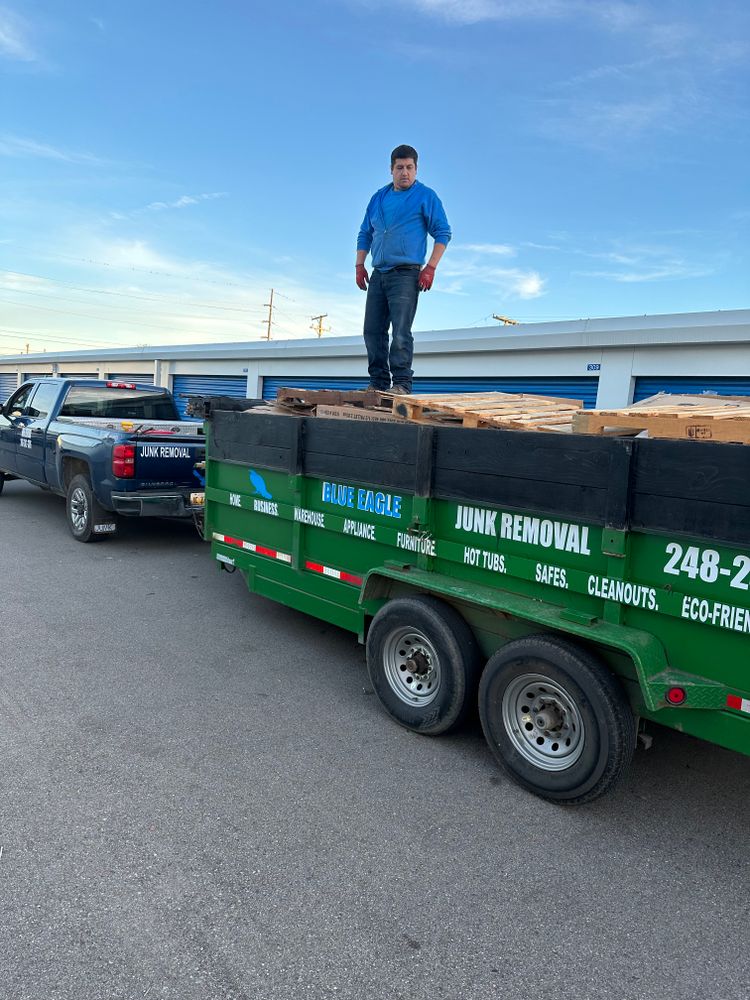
[726,694,750,714]
[212,531,292,564]
[665,687,687,706]
[305,560,363,587]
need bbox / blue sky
[0,0,747,355]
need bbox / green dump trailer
[200,402,750,803]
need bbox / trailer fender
[360,565,670,712]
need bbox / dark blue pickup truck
[0,378,205,541]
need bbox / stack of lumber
[272,387,750,443]
[572,393,750,443]
[274,387,400,423]
[387,391,582,431]
[274,387,583,431]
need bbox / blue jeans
[363,266,420,390]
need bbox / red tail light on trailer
[112,444,136,478]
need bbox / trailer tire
[366,595,481,735]
[479,636,636,804]
[66,474,117,543]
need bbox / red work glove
[355,264,369,290]
[418,264,435,291]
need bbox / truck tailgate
[134,437,205,486]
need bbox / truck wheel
[66,474,117,543]
[366,595,481,735]
[478,636,636,804]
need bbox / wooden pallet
[573,396,750,443]
[390,392,583,431]
[275,387,391,410]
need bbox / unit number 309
[664,542,750,590]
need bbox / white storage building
[1,308,748,416]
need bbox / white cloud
[536,94,689,145]
[577,263,713,283]
[526,233,717,284]
[110,192,228,220]
[379,0,643,28]
[708,39,750,66]
[359,0,644,31]
[522,241,563,252]
[0,234,369,347]
[456,242,516,256]
[0,270,48,292]
[442,258,545,299]
[0,6,36,61]
[513,272,545,297]
[538,8,748,146]
[0,134,104,164]
[443,243,545,298]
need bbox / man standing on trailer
[356,145,451,395]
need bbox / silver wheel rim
[501,672,585,771]
[70,487,89,532]
[381,626,441,707]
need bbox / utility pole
[310,313,330,338]
[262,288,275,340]
[492,314,519,326]
[25,342,30,353]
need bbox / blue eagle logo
[248,470,273,500]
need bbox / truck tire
[66,474,117,543]
[479,635,636,804]
[366,595,481,735]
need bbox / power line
[273,306,309,325]
[0,268,264,313]
[0,331,116,351]
[9,245,252,289]
[0,287,261,325]
[0,296,242,333]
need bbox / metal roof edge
[1,307,748,365]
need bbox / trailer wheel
[366,595,480,735]
[479,636,636,804]
[66,474,117,543]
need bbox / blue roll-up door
[262,375,599,408]
[634,377,750,403]
[171,374,248,418]
[23,373,54,381]
[0,372,18,401]
[108,372,155,385]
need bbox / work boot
[390,385,411,395]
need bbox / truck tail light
[112,444,136,478]
[106,381,136,389]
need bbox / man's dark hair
[391,144,418,167]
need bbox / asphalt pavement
[1,480,748,1000]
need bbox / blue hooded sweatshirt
[357,180,451,271]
